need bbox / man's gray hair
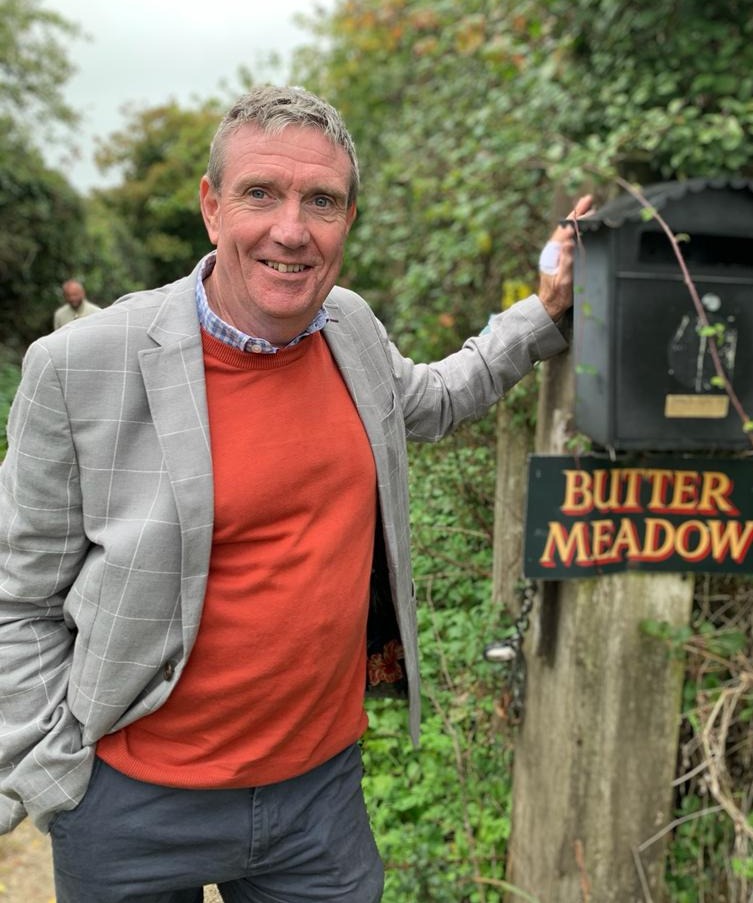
[206,85,360,205]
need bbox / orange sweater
[97,331,376,787]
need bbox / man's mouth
[263,261,308,274]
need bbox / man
[53,278,101,329]
[0,86,590,902]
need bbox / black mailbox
[574,178,753,451]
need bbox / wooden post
[501,341,694,902]
[491,373,536,612]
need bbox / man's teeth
[265,261,306,273]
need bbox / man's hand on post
[537,195,593,322]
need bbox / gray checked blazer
[0,260,567,832]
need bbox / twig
[700,674,753,842]
[633,805,725,903]
[636,803,724,853]
[632,845,655,903]
[473,876,543,903]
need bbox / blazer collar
[145,260,205,349]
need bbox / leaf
[704,630,747,659]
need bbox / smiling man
[0,86,590,902]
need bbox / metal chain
[483,580,537,724]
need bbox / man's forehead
[223,124,351,194]
[227,123,346,166]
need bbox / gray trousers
[50,744,383,903]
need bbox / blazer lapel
[322,297,390,476]
[138,273,214,645]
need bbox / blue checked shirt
[195,252,328,353]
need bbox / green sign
[524,455,753,579]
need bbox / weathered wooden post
[491,372,536,611]
[503,344,693,901]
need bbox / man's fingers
[551,194,594,242]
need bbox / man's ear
[346,203,358,232]
[199,175,220,245]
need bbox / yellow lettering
[591,519,616,560]
[539,521,592,568]
[620,470,643,513]
[593,471,619,512]
[645,470,676,513]
[708,520,753,564]
[561,471,593,516]
[609,518,642,561]
[635,518,675,562]
[668,471,701,513]
[698,472,740,516]
[674,520,711,562]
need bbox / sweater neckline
[201,328,316,370]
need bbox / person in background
[53,278,100,329]
[0,85,590,903]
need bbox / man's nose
[269,202,311,248]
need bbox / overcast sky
[43,0,330,191]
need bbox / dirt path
[0,820,222,902]
[0,820,55,903]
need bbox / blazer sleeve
[386,295,568,441]
[0,341,93,833]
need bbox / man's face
[63,283,85,309]
[199,124,357,345]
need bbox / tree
[0,0,80,138]
[77,194,153,307]
[293,0,753,360]
[0,0,83,350]
[0,130,86,348]
[94,100,227,287]
[294,0,554,359]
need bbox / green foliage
[94,100,226,286]
[666,795,740,902]
[0,351,21,459]
[293,0,558,359]
[640,616,747,663]
[539,0,753,186]
[659,578,753,901]
[76,195,153,306]
[0,0,80,138]
[294,0,753,363]
[697,322,726,340]
[363,416,523,902]
[0,129,86,348]
[0,1,85,349]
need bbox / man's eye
[313,196,333,209]
[248,188,267,200]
